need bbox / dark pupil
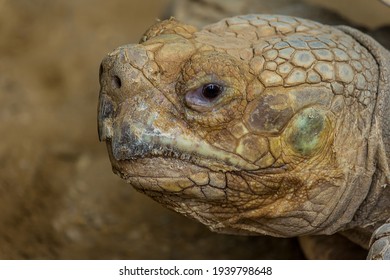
[202,84,222,100]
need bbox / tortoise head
[98,16,387,237]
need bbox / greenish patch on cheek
[286,108,327,156]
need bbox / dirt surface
[0,0,388,259]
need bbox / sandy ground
[0,0,388,259]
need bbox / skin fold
[98,15,390,259]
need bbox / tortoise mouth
[106,135,261,175]
[110,156,209,180]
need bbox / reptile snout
[97,44,186,160]
[98,45,149,143]
[99,48,129,93]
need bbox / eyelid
[181,74,225,92]
[186,86,215,106]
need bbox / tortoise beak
[97,59,116,142]
[97,91,115,142]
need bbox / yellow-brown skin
[98,15,390,248]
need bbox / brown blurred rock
[172,0,351,28]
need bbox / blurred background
[0,0,389,259]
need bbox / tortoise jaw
[109,127,260,172]
[106,130,259,175]
[107,153,228,201]
[109,155,209,181]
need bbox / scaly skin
[98,15,390,259]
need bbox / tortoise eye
[201,83,223,100]
[185,83,225,111]
[185,83,224,110]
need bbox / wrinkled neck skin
[343,121,390,248]
[339,26,390,247]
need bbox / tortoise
[97,14,390,259]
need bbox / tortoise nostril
[112,75,122,89]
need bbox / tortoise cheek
[284,107,330,157]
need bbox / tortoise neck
[339,25,390,228]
